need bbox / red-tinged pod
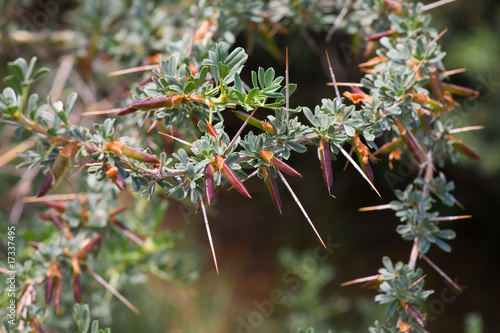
[44,201,66,212]
[361,158,375,183]
[364,29,401,41]
[384,0,403,13]
[32,318,44,333]
[77,233,103,259]
[36,143,77,197]
[259,150,302,178]
[29,242,39,249]
[37,173,55,197]
[428,70,445,104]
[205,119,218,138]
[442,83,479,98]
[394,120,425,164]
[48,213,64,230]
[73,274,81,303]
[400,300,425,327]
[374,137,403,155]
[54,277,62,313]
[272,158,302,177]
[113,170,127,191]
[72,256,82,275]
[118,95,185,115]
[447,136,481,160]
[214,156,251,198]
[262,166,282,214]
[231,110,274,134]
[318,138,334,195]
[403,128,425,165]
[45,276,55,305]
[122,145,160,164]
[204,164,216,205]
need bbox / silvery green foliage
[0,0,479,331]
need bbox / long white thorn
[285,48,290,124]
[337,144,381,197]
[276,169,326,248]
[199,192,219,274]
[325,51,342,106]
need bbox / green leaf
[73,304,91,333]
[8,59,27,82]
[25,57,38,81]
[91,320,99,333]
[344,124,355,137]
[183,80,196,94]
[245,87,259,103]
[264,67,275,87]
[434,237,451,252]
[28,93,39,119]
[437,229,456,240]
[65,92,78,116]
[3,75,22,95]
[33,67,50,80]
[14,126,23,140]
[288,142,307,153]
[234,73,245,94]
[258,67,265,88]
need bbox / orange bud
[106,166,118,177]
[343,91,373,104]
[106,140,124,155]
[411,93,430,105]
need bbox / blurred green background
[1,0,499,332]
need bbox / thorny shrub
[0,0,482,332]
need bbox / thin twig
[405,28,448,87]
[328,82,363,87]
[432,215,472,221]
[276,169,326,248]
[81,108,121,116]
[188,0,201,58]
[49,55,75,101]
[326,4,349,41]
[23,193,83,203]
[420,253,463,293]
[199,192,219,274]
[341,274,380,287]
[224,107,259,156]
[325,51,342,106]
[358,204,392,212]
[285,48,290,124]
[337,144,381,197]
[158,131,193,146]
[423,0,456,11]
[448,126,484,134]
[85,264,140,314]
[107,65,159,77]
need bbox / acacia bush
[0,0,483,332]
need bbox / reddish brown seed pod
[204,164,216,205]
[259,150,302,178]
[214,156,251,198]
[73,273,81,303]
[318,137,334,195]
[262,165,282,214]
[77,233,103,260]
[121,145,160,164]
[118,95,185,115]
[205,119,219,138]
